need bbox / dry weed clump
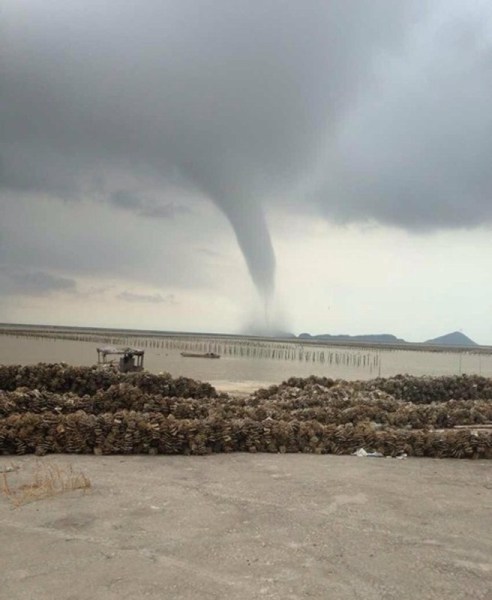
[1,462,91,507]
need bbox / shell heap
[0,365,491,458]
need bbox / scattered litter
[353,448,384,458]
[353,448,409,459]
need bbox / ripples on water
[1,327,491,392]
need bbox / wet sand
[1,453,491,600]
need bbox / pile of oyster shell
[0,365,491,458]
[0,363,217,398]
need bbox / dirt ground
[1,454,491,600]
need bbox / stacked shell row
[0,363,217,398]
[256,373,492,403]
[0,365,491,458]
[1,385,492,429]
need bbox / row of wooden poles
[1,329,382,372]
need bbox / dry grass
[1,462,91,507]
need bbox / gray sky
[1,0,492,342]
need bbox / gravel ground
[1,453,491,600]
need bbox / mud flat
[1,453,491,600]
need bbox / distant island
[424,331,478,347]
[297,330,478,347]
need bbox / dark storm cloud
[110,190,190,219]
[0,266,76,296]
[0,198,212,291]
[318,4,492,230]
[1,0,491,297]
[110,191,141,211]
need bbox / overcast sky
[1,0,492,342]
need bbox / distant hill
[298,333,406,344]
[298,330,479,347]
[424,331,478,347]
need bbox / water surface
[1,327,491,393]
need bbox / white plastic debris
[353,448,384,458]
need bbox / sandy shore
[1,453,491,600]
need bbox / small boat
[97,346,145,372]
[180,352,220,359]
